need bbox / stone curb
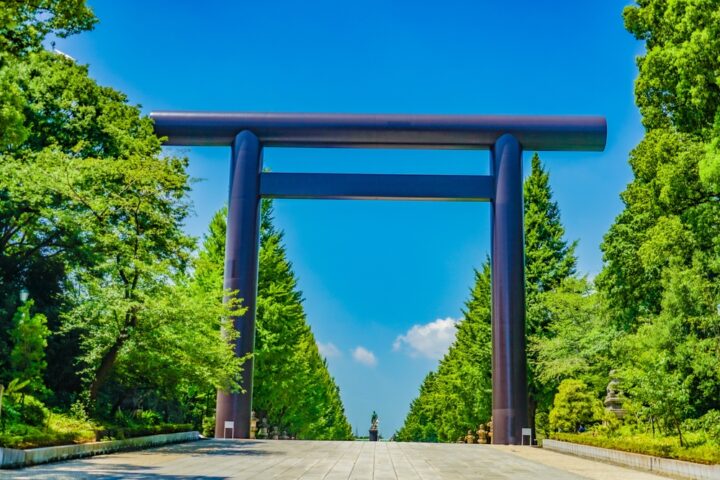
[0,430,200,469]
[543,439,720,480]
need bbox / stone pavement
[1,439,671,479]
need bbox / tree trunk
[676,420,684,447]
[89,337,125,401]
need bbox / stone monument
[257,417,268,439]
[604,372,626,419]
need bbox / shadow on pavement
[3,462,228,480]
[157,439,281,457]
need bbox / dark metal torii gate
[151,112,606,445]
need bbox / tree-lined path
[6,440,668,479]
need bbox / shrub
[535,411,551,439]
[96,423,192,441]
[21,396,49,426]
[202,415,215,437]
[549,379,602,433]
[132,409,162,426]
[683,410,720,443]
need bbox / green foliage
[683,410,720,444]
[21,395,49,427]
[548,379,602,433]
[0,0,95,146]
[9,300,50,395]
[195,202,353,440]
[623,0,720,136]
[0,2,251,447]
[530,278,616,396]
[96,423,192,442]
[524,153,579,429]
[593,0,720,449]
[0,378,29,431]
[524,153,577,301]
[0,49,244,411]
[0,0,96,57]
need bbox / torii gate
[152,112,606,445]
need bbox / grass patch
[550,432,720,465]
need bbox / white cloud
[393,317,459,360]
[317,341,341,358]
[352,346,378,367]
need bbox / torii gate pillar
[214,131,262,439]
[491,134,528,444]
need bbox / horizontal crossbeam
[151,111,606,151]
[259,172,494,201]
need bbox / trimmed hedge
[551,433,720,465]
[95,423,193,441]
[0,422,193,449]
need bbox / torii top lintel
[150,111,606,151]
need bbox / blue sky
[54,0,644,436]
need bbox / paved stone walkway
[2,440,671,479]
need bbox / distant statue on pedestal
[369,411,379,442]
[465,429,476,444]
[487,418,493,444]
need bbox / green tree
[596,1,720,436]
[530,278,615,396]
[396,261,493,443]
[195,203,353,439]
[9,299,49,395]
[0,49,244,415]
[0,0,96,57]
[0,3,99,397]
[623,0,720,136]
[395,371,440,442]
[524,152,578,434]
[549,379,602,433]
[0,1,247,428]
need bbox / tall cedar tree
[524,153,577,435]
[396,262,492,442]
[397,154,576,441]
[595,0,720,438]
[195,202,353,439]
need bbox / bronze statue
[476,423,488,444]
